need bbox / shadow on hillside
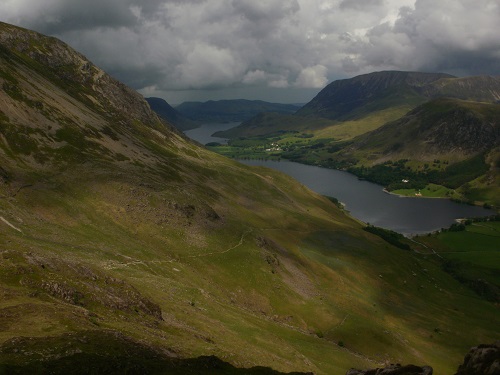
[0,330,311,375]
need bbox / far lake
[185,124,493,236]
[184,123,239,145]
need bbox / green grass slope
[0,22,499,374]
[412,218,500,303]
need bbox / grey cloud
[6,0,169,34]
[20,1,136,34]
[230,0,300,40]
[231,0,300,23]
[350,0,500,75]
[339,0,384,10]
[0,0,498,104]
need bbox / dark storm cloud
[1,0,498,103]
[5,0,166,34]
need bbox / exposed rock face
[346,364,433,375]
[455,342,500,375]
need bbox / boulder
[346,364,433,374]
[455,342,500,375]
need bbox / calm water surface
[184,122,239,145]
[184,124,492,235]
[242,160,492,235]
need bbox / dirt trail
[408,238,443,259]
[103,229,253,271]
[183,229,253,258]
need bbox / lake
[184,122,239,145]
[185,124,493,236]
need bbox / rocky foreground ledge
[455,342,500,375]
[346,364,432,375]
[346,341,500,375]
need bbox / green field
[414,221,500,300]
[392,183,461,199]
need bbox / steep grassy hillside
[349,98,500,159]
[423,75,500,102]
[0,22,499,374]
[412,217,500,303]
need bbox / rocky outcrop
[455,342,500,375]
[346,364,433,375]
[346,343,500,375]
[0,21,161,129]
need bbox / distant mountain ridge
[217,71,500,140]
[210,71,500,205]
[176,99,301,123]
[296,71,455,120]
[145,97,198,131]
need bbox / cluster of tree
[363,225,411,250]
[347,154,489,192]
[431,214,499,235]
[348,161,428,191]
[325,195,343,209]
[443,223,467,232]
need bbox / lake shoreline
[382,188,450,200]
[184,125,493,235]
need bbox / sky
[1,0,499,104]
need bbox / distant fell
[146,97,198,131]
[176,99,301,123]
[296,71,500,121]
[296,71,454,120]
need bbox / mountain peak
[0,21,177,175]
[0,21,159,129]
[296,71,454,120]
